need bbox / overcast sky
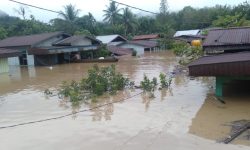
[0,0,247,23]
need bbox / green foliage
[0,27,7,39]
[172,41,203,65]
[57,65,131,103]
[159,73,172,88]
[140,74,157,93]
[212,13,249,27]
[132,50,137,56]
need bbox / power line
[9,0,61,14]
[0,91,143,129]
[110,0,159,15]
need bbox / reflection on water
[190,92,250,146]
[0,51,249,150]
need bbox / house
[173,29,202,43]
[0,48,20,73]
[188,27,250,97]
[132,34,160,41]
[118,40,159,55]
[96,34,127,46]
[107,45,132,56]
[0,32,101,66]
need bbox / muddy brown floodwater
[0,51,249,150]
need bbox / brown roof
[107,45,132,56]
[0,48,21,58]
[203,27,250,48]
[127,40,158,48]
[188,52,250,76]
[133,34,159,40]
[0,32,69,48]
[188,52,250,66]
[56,35,101,46]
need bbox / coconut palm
[59,4,80,23]
[122,7,136,36]
[103,1,122,25]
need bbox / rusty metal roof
[133,34,159,40]
[107,45,132,56]
[55,35,101,46]
[0,32,69,48]
[0,48,21,58]
[124,40,158,48]
[188,52,250,76]
[189,52,250,66]
[203,27,250,47]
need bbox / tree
[122,8,136,36]
[59,4,80,23]
[14,6,29,20]
[0,27,7,39]
[212,13,250,27]
[160,0,168,15]
[103,1,122,25]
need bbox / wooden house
[0,32,101,66]
[188,27,250,97]
[0,48,20,73]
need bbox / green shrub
[132,50,137,56]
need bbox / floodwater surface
[0,51,249,150]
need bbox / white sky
[0,0,247,23]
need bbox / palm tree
[103,1,122,25]
[122,8,136,36]
[59,4,80,23]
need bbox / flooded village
[0,0,250,150]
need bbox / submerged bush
[132,50,137,56]
[57,64,131,103]
[159,72,172,88]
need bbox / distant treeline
[0,1,250,39]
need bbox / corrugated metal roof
[188,52,250,76]
[107,45,132,56]
[173,29,200,37]
[203,27,250,47]
[121,40,158,48]
[189,52,250,66]
[133,34,159,40]
[0,32,69,48]
[0,48,21,58]
[55,35,101,46]
[96,35,127,44]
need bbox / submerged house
[173,29,202,43]
[96,34,132,56]
[132,34,160,41]
[117,40,159,55]
[188,27,250,97]
[0,32,101,66]
[0,48,20,73]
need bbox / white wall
[119,44,144,55]
[8,57,20,66]
[27,55,34,66]
[0,58,9,73]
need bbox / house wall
[0,58,9,73]
[72,38,92,46]
[8,57,20,66]
[27,54,35,66]
[34,55,58,66]
[119,44,144,55]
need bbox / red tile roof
[133,34,159,40]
